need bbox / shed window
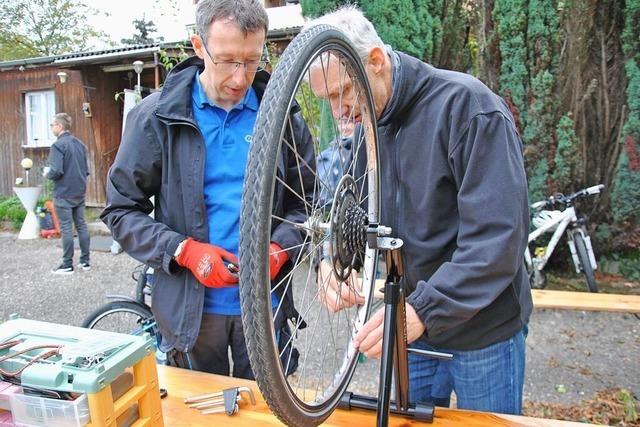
[24,90,56,147]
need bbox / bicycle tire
[573,233,598,293]
[239,25,380,426]
[82,300,158,343]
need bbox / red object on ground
[40,200,60,238]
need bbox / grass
[0,196,105,232]
[544,270,640,295]
[524,388,639,426]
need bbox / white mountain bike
[525,184,604,293]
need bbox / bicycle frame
[526,195,599,277]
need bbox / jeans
[55,198,90,267]
[408,327,527,414]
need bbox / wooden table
[157,365,585,426]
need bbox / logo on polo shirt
[245,135,252,143]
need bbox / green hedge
[0,196,26,229]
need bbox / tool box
[0,316,163,427]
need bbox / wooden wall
[0,66,124,206]
[81,66,124,206]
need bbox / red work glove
[175,238,239,288]
[269,242,289,280]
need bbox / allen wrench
[184,386,256,415]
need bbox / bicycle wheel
[572,233,598,293]
[239,25,380,426]
[82,301,158,343]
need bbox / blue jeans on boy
[408,327,527,414]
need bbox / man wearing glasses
[102,0,314,379]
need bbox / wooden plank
[532,289,640,313]
[373,279,639,313]
[157,365,584,426]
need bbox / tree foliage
[360,0,435,60]
[298,0,640,249]
[121,17,164,46]
[612,0,640,239]
[0,0,107,60]
[300,0,347,17]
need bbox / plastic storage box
[9,393,89,427]
[0,409,15,426]
[0,317,163,427]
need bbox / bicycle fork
[567,228,598,272]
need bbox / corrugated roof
[0,42,187,70]
[54,43,160,61]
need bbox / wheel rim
[240,25,379,423]
[88,306,155,338]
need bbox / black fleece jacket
[372,52,532,350]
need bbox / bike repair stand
[339,223,453,426]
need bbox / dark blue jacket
[366,52,532,350]
[47,132,88,200]
[101,56,314,352]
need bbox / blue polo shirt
[191,72,260,315]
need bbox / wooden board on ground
[531,289,640,313]
[373,279,640,313]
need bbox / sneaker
[79,262,91,272]
[52,264,74,275]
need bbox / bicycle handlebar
[532,184,604,210]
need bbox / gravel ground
[0,230,638,407]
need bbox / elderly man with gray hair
[305,6,532,415]
[46,112,90,275]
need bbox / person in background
[316,118,354,211]
[46,112,90,275]
[306,6,532,415]
[102,0,313,379]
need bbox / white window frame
[24,90,56,147]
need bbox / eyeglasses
[201,42,268,74]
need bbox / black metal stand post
[337,223,452,425]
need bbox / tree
[299,0,639,251]
[612,0,640,245]
[300,0,347,17]
[121,17,164,46]
[0,0,108,60]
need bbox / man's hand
[269,242,288,280]
[42,166,51,177]
[175,238,239,287]
[353,303,426,358]
[317,260,365,313]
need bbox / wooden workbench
[157,365,585,426]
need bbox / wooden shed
[0,4,302,206]
[0,43,192,206]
